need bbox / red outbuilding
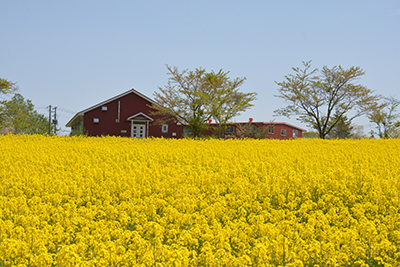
[186,120,306,140]
[66,89,306,139]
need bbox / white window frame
[162,124,168,133]
[93,118,99,124]
[293,129,298,138]
[281,129,286,136]
[101,106,107,111]
[268,125,274,134]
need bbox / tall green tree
[368,96,400,138]
[151,65,257,137]
[0,93,48,134]
[274,61,380,139]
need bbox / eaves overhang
[65,113,84,127]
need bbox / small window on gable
[225,126,234,134]
[268,125,274,134]
[101,106,107,111]
[281,129,286,136]
[162,124,168,133]
[93,118,99,124]
[293,130,298,138]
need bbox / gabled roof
[66,88,157,127]
[126,112,154,121]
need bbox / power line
[57,107,76,114]
[38,106,75,113]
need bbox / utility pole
[53,106,57,135]
[48,105,52,136]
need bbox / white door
[131,123,146,138]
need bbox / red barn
[66,89,183,138]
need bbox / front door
[131,123,146,138]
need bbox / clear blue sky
[1,1,399,135]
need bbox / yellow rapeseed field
[0,135,400,266]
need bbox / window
[101,106,107,111]
[268,125,274,134]
[281,129,286,136]
[93,118,99,124]
[225,126,234,134]
[248,125,257,133]
[183,128,192,134]
[293,130,298,138]
[162,124,168,133]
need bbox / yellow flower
[0,135,399,265]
